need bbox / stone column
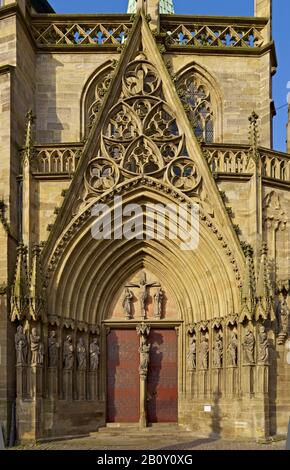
[48,367,58,399]
[226,367,238,397]
[63,370,73,400]
[77,370,86,400]
[136,323,151,429]
[16,365,28,399]
[139,374,147,428]
[241,365,255,395]
[89,371,98,400]
[30,365,43,398]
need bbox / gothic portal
[0,0,290,444]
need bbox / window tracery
[177,75,214,143]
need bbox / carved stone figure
[48,330,59,367]
[15,325,28,366]
[213,332,223,368]
[77,337,87,371]
[126,272,160,319]
[154,288,163,318]
[30,327,44,366]
[228,331,238,367]
[139,336,151,376]
[90,338,100,371]
[242,328,255,365]
[200,336,209,369]
[187,336,196,370]
[258,325,269,364]
[63,335,74,370]
[122,288,133,319]
[280,299,289,334]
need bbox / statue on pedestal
[77,337,87,371]
[242,328,255,365]
[213,332,223,368]
[187,336,196,370]
[48,330,59,367]
[30,327,44,366]
[154,288,164,319]
[90,338,100,371]
[228,331,238,367]
[15,325,28,366]
[258,325,269,364]
[63,335,74,370]
[200,336,209,369]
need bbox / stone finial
[248,111,259,163]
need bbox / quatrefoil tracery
[86,55,201,190]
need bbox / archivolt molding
[45,176,242,302]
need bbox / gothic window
[177,75,214,143]
[84,65,115,134]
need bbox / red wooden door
[147,329,178,423]
[107,329,140,423]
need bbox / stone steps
[94,424,192,438]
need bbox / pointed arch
[47,180,242,327]
[80,60,117,139]
[176,61,223,143]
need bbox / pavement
[11,425,286,451]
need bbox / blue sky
[49,0,290,152]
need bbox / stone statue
[63,335,74,370]
[200,336,209,369]
[126,272,160,319]
[228,331,238,367]
[122,288,133,319]
[280,299,289,334]
[139,336,151,375]
[48,330,59,367]
[213,332,223,368]
[242,328,255,365]
[258,325,269,364]
[77,337,87,371]
[187,336,196,370]
[90,338,100,371]
[154,288,163,318]
[15,325,28,366]
[30,327,44,366]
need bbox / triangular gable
[42,12,244,272]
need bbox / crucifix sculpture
[126,272,160,319]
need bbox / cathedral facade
[0,0,290,444]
